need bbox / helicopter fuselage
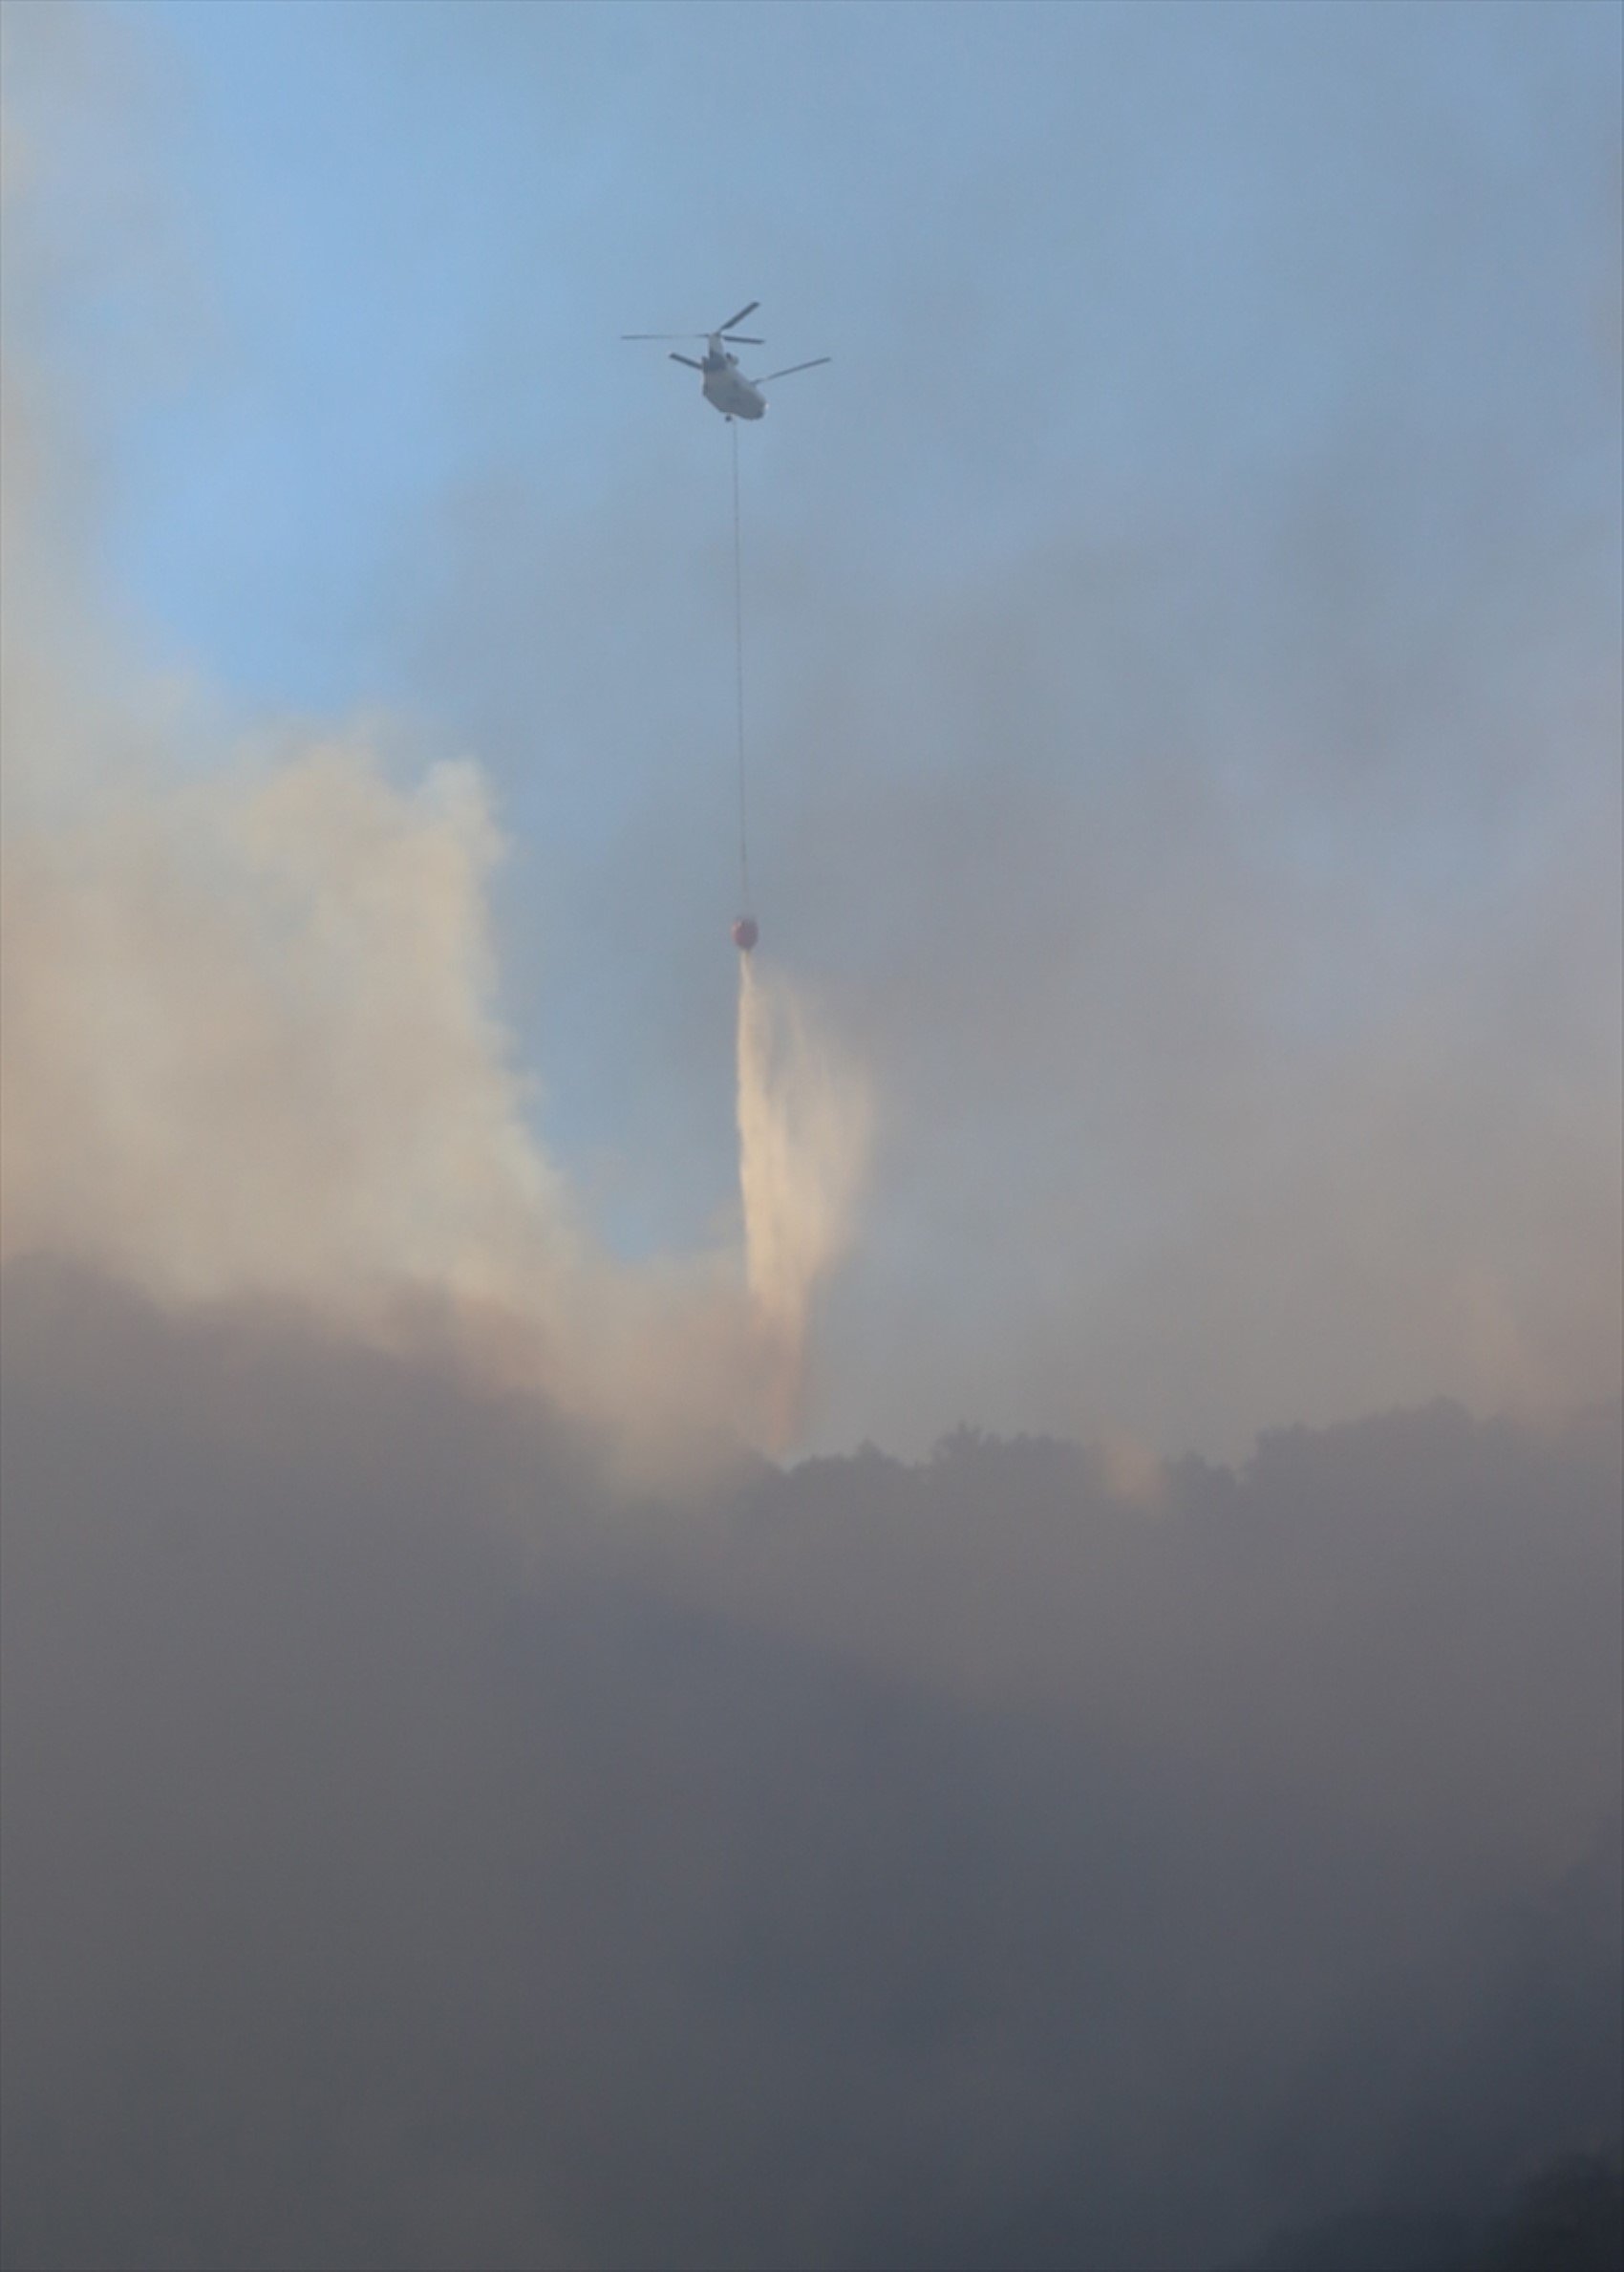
[627,305,827,419]
[700,349,767,421]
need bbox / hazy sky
[3,17,1622,2267]
[3,0,1620,1458]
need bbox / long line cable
[731,417,751,911]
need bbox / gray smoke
[2,1262,1619,2272]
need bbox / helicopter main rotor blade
[755,357,832,383]
[669,353,705,370]
[720,333,763,345]
[622,332,708,340]
[717,301,759,334]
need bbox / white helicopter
[622,302,830,421]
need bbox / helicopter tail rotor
[753,357,832,385]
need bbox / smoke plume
[3,1258,1619,2272]
[0,112,867,1467]
[3,14,1620,2268]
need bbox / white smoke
[0,126,871,1470]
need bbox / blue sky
[73,1,1616,706]
[7,0,1621,1453]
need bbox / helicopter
[622,302,830,421]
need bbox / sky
[4,0,1620,1458]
